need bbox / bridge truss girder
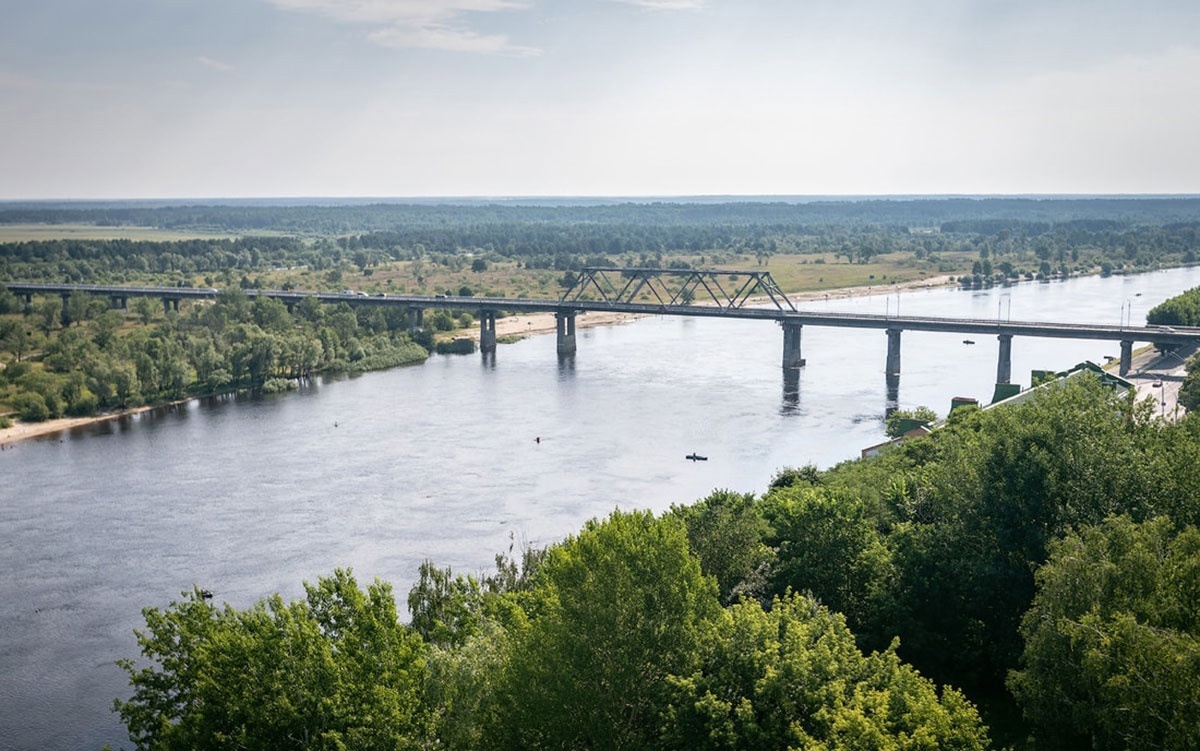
[560,267,796,312]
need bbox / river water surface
[3,267,1200,750]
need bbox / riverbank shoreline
[0,404,165,446]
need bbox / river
[3,266,1199,750]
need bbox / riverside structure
[8,269,1200,388]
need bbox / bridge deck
[6,281,1200,345]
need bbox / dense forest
[114,377,1200,750]
[0,287,434,425]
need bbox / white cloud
[196,56,235,71]
[263,0,537,54]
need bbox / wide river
[4,266,1200,750]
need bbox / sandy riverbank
[0,275,958,447]
[0,404,163,447]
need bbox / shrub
[11,392,50,422]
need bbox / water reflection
[885,373,900,416]
[781,368,800,414]
[557,352,576,376]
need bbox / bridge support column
[479,310,497,353]
[110,296,122,310]
[556,311,576,356]
[886,328,902,376]
[1119,339,1133,376]
[23,293,33,312]
[162,297,179,314]
[408,308,424,332]
[997,333,1013,384]
[781,322,805,369]
[60,293,71,326]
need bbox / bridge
[7,270,1200,388]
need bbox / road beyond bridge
[8,269,1200,389]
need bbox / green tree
[761,486,893,640]
[10,391,51,421]
[1179,351,1200,412]
[35,297,61,335]
[884,405,937,438]
[490,509,720,749]
[0,318,32,362]
[672,489,773,604]
[65,290,95,326]
[878,377,1159,689]
[91,310,124,350]
[1009,516,1200,751]
[0,283,20,314]
[131,297,157,326]
[664,593,990,751]
[407,561,485,648]
[115,570,428,751]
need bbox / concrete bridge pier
[407,308,424,332]
[162,297,179,314]
[781,322,806,369]
[60,292,71,326]
[1119,339,1133,376]
[556,311,577,356]
[997,333,1013,384]
[886,328,902,376]
[479,310,497,353]
[110,296,127,311]
[22,293,33,312]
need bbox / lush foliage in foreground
[116,377,1200,750]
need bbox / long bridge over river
[9,268,1200,387]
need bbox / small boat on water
[686,453,708,462]
[963,339,975,345]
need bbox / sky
[2,0,1199,199]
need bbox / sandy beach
[0,405,162,446]
[0,275,957,446]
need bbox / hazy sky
[2,1,1198,199]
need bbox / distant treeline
[3,197,1200,233]
[2,198,1199,284]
